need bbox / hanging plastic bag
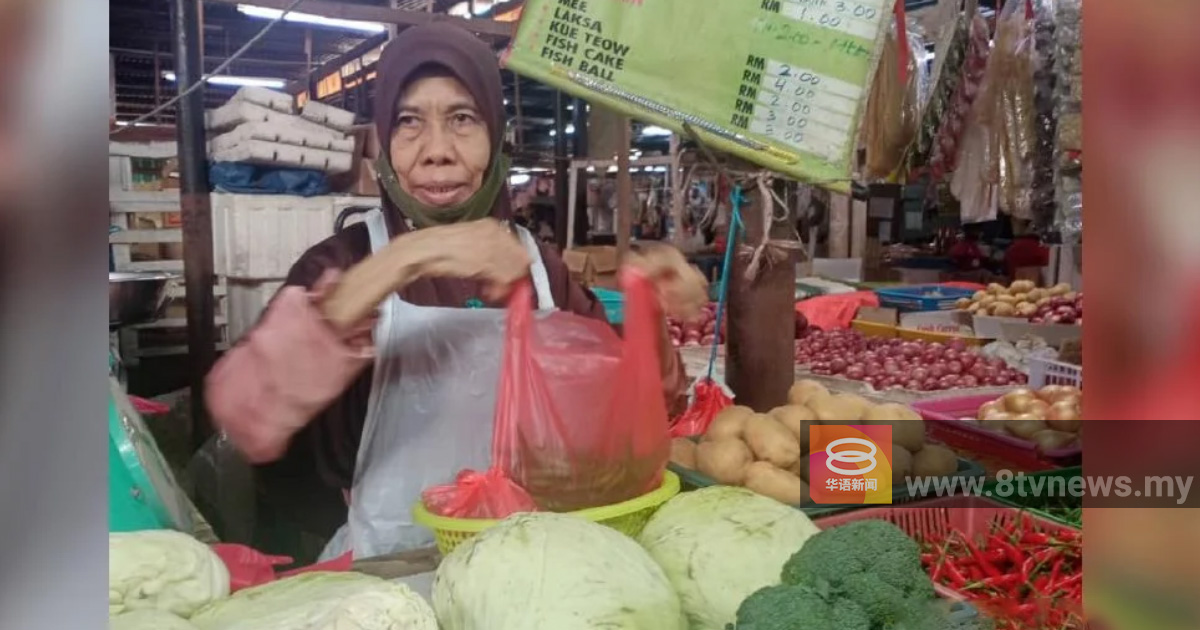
[422,267,671,517]
[668,379,733,438]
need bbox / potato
[1063,291,1079,302]
[1027,288,1048,302]
[696,439,753,484]
[670,438,698,469]
[1049,283,1073,296]
[1005,416,1048,439]
[991,302,1017,317]
[743,461,807,505]
[835,394,873,419]
[1011,280,1036,294]
[891,446,915,479]
[972,290,988,301]
[1030,429,1079,451]
[744,414,802,468]
[1036,296,1052,307]
[987,283,1007,295]
[1012,292,1030,303]
[1016,302,1038,317]
[769,405,816,452]
[979,295,997,308]
[995,294,1019,305]
[912,444,958,478]
[955,297,973,310]
[967,302,982,314]
[789,455,811,482]
[809,395,868,424]
[862,403,925,453]
[704,405,753,442]
[977,400,1004,421]
[788,380,830,407]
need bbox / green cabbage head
[637,486,821,630]
[109,609,198,630]
[189,571,437,630]
[433,513,686,630]
[109,530,230,618]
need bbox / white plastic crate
[212,194,336,280]
[1027,356,1082,390]
[227,279,285,342]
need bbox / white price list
[748,59,862,162]
[780,0,889,41]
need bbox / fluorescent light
[162,71,286,89]
[509,173,531,186]
[641,125,672,137]
[586,165,596,172]
[607,165,618,173]
[237,4,386,34]
[566,124,576,134]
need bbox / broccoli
[782,519,926,595]
[728,584,871,630]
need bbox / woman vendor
[205,23,706,561]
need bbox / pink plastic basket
[912,395,1082,471]
[813,495,1076,603]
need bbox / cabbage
[110,609,198,630]
[636,486,821,630]
[433,513,686,630]
[109,530,230,618]
[189,571,437,630]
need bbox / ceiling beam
[205,0,515,39]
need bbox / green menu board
[504,0,894,193]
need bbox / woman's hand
[321,218,531,330]
[623,243,709,322]
[416,218,533,301]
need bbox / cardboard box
[898,310,974,336]
[564,245,620,289]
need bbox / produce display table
[678,346,1013,405]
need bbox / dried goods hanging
[861,17,923,181]
[929,12,992,183]
[977,5,1040,221]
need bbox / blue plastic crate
[875,285,975,312]
[592,288,624,325]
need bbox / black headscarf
[372,23,511,232]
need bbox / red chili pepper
[1033,574,1050,592]
[969,564,984,581]
[1048,558,1064,586]
[980,573,1022,592]
[944,561,969,587]
[1055,572,1083,590]
[983,548,1008,564]
[1057,529,1079,542]
[921,553,936,565]
[994,536,1026,567]
[1021,532,1051,545]
[967,540,1003,578]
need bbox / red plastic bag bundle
[795,291,881,331]
[211,544,353,593]
[422,268,671,518]
[669,378,734,438]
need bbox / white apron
[321,209,556,560]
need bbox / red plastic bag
[423,268,671,518]
[669,378,734,438]
[211,544,353,593]
[795,291,881,331]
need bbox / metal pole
[171,0,216,450]
[553,90,569,250]
[616,117,633,258]
[571,98,588,157]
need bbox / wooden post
[851,197,868,259]
[553,90,569,250]
[829,193,851,258]
[726,184,798,412]
[616,117,633,258]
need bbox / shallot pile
[667,303,725,348]
[795,329,1028,392]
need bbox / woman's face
[389,75,491,208]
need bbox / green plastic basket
[108,375,193,533]
[669,455,987,519]
[982,466,1083,529]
